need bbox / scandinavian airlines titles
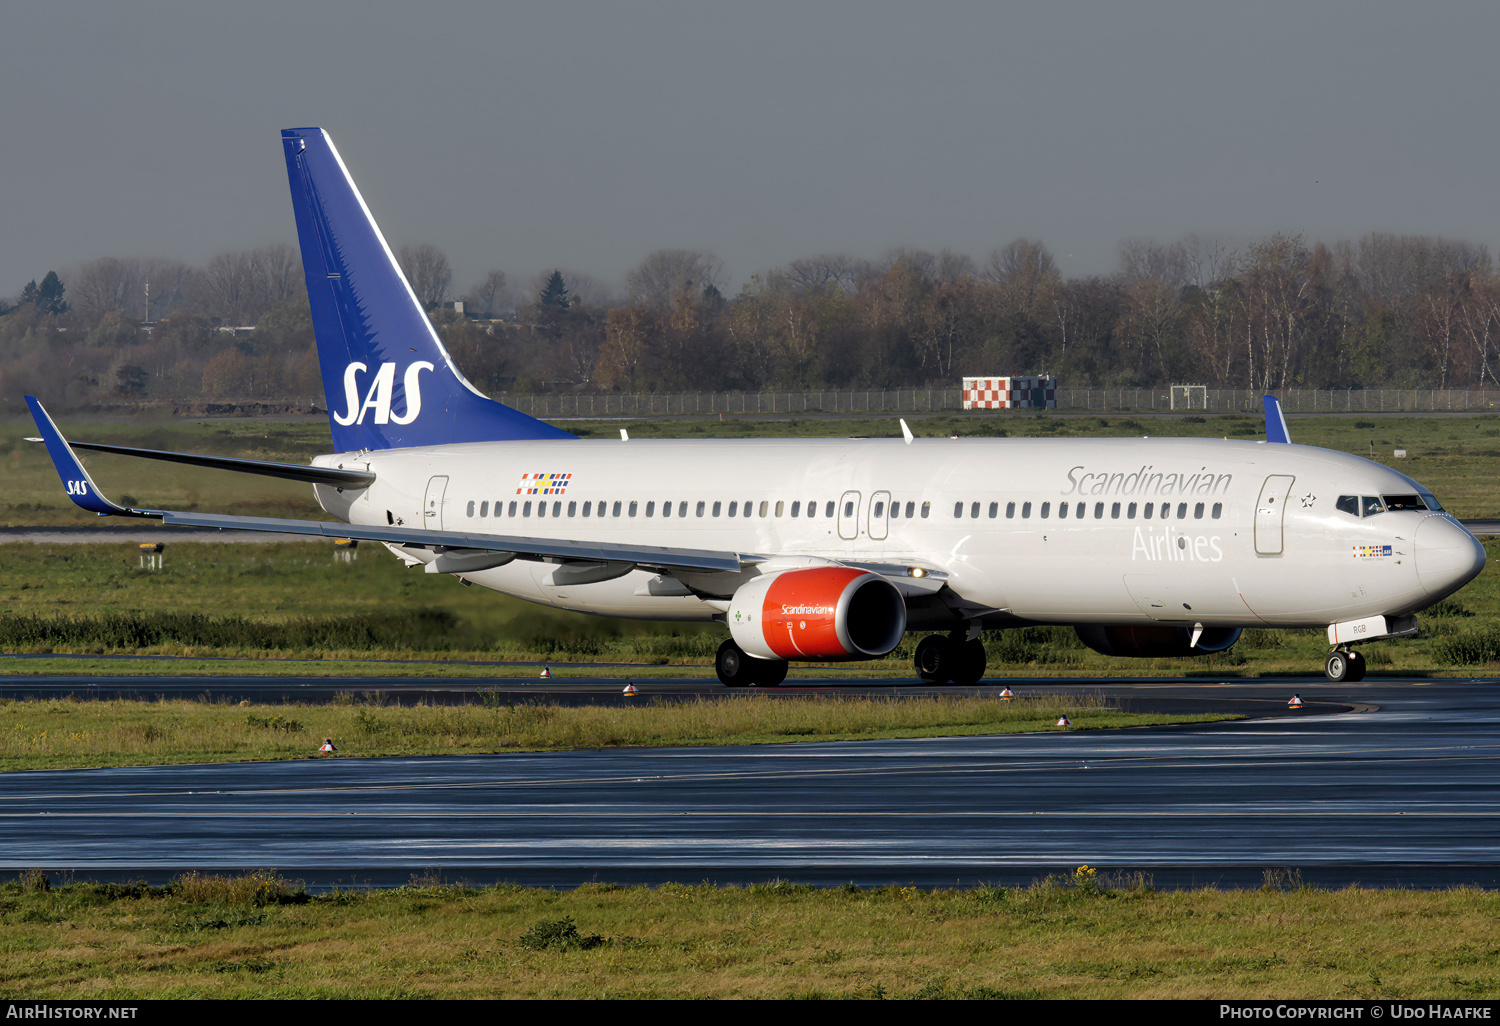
[1064,464,1233,497]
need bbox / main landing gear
[1325,647,1366,683]
[715,639,789,688]
[914,631,987,685]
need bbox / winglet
[24,396,156,518]
[1263,395,1291,443]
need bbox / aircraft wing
[25,396,748,576]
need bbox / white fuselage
[311,435,1484,630]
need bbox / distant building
[962,375,1057,410]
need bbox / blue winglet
[1263,395,1291,443]
[25,396,152,518]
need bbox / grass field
[3,872,1497,998]
[0,692,1229,772]
[0,536,1494,675]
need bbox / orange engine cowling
[727,567,907,661]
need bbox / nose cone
[1415,515,1487,598]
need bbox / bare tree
[196,245,301,325]
[987,239,1060,323]
[399,244,452,309]
[464,270,509,317]
[1118,239,1193,290]
[779,254,873,294]
[625,249,725,309]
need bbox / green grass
[0,693,1227,771]
[0,538,1497,675]
[2,872,1497,998]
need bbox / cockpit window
[1417,487,1444,512]
[1338,495,1392,517]
[1382,494,1427,512]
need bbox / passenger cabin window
[953,502,963,518]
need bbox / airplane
[24,127,1489,686]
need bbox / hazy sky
[4,1,1497,301]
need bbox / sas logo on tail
[333,362,435,426]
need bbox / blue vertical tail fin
[1263,395,1291,443]
[281,128,573,450]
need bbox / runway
[1,675,1497,889]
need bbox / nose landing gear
[1325,647,1366,682]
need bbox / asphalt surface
[1,674,1496,889]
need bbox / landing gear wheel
[1346,650,1366,683]
[755,660,789,687]
[716,639,754,687]
[1325,649,1352,682]
[715,640,789,687]
[952,638,987,686]
[915,635,953,682]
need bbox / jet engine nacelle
[1074,624,1243,658]
[728,567,907,661]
